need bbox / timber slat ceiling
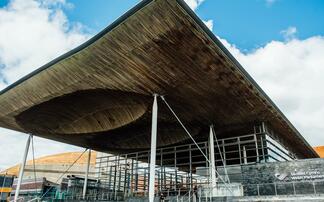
[0,0,317,158]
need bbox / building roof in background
[0,151,96,176]
[314,146,324,158]
[0,0,317,158]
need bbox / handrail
[124,133,263,157]
[9,197,24,202]
[245,179,324,196]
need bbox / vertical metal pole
[147,151,150,195]
[189,144,192,193]
[108,165,113,191]
[174,147,177,192]
[254,134,260,163]
[262,122,266,133]
[14,135,31,202]
[209,126,217,196]
[106,155,110,190]
[160,148,163,192]
[260,135,265,163]
[170,174,172,190]
[313,181,316,194]
[222,139,226,166]
[149,94,158,202]
[123,155,128,198]
[130,158,134,196]
[188,173,191,202]
[257,184,260,196]
[144,169,147,192]
[204,141,209,194]
[83,149,91,199]
[164,167,166,190]
[243,146,247,164]
[274,183,277,196]
[135,153,139,192]
[113,156,118,200]
[115,155,121,200]
[157,170,160,196]
[205,142,208,168]
[0,173,6,201]
[238,137,242,165]
[212,126,229,183]
[118,157,122,194]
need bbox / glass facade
[90,123,298,200]
[265,135,295,162]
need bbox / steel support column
[83,149,91,199]
[149,94,158,202]
[14,135,31,202]
[209,126,217,193]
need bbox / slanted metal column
[83,149,91,199]
[14,135,31,202]
[209,126,217,190]
[149,94,158,202]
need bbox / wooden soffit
[0,0,317,158]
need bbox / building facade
[0,0,321,201]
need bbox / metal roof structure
[0,0,318,158]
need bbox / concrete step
[198,194,324,202]
[124,194,324,202]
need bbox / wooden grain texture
[0,151,97,176]
[0,0,316,158]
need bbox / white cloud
[0,128,81,171]
[0,0,89,170]
[0,0,213,171]
[281,26,297,41]
[184,0,204,11]
[203,19,213,31]
[0,0,89,85]
[0,0,323,171]
[219,36,324,146]
[184,1,213,32]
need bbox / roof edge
[175,0,318,158]
[0,0,317,158]
[0,0,153,96]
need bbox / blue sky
[58,0,324,51]
[200,0,324,50]
[0,0,323,49]
[0,0,324,169]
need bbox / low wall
[240,158,324,196]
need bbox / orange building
[313,146,324,158]
[0,151,97,183]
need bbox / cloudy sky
[0,0,324,170]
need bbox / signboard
[241,158,324,184]
[275,168,324,181]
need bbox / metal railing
[16,180,324,201]
[244,180,324,196]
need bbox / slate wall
[238,158,324,196]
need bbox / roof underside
[0,0,317,158]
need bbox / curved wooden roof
[0,0,317,158]
[0,151,96,176]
